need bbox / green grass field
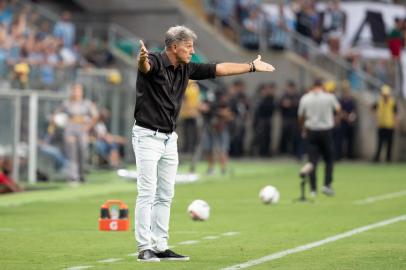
[1,160,406,270]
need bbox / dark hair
[313,78,324,87]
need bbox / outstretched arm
[137,40,150,74]
[216,55,275,76]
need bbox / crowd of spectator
[202,0,404,92]
[0,0,116,91]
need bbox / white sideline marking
[66,231,241,269]
[178,240,199,245]
[97,258,122,263]
[222,232,240,236]
[221,214,406,270]
[354,190,406,205]
[65,266,94,270]
[203,236,220,240]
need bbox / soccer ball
[187,199,210,221]
[54,113,68,128]
[259,185,280,204]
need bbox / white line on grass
[203,236,220,240]
[178,240,200,245]
[222,232,240,236]
[65,266,94,270]
[97,258,123,263]
[354,190,406,205]
[221,214,406,270]
[66,232,240,269]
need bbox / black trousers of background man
[373,128,394,162]
[251,118,272,157]
[307,129,334,192]
[181,118,198,153]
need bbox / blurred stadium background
[0,0,405,269]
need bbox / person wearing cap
[298,78,341,197]
[372,85,398,162]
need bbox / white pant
[132,124,179,252]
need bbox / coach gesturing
[132,25,275,262]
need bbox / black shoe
[137,249,160,262]
[154,249,190,261]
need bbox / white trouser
[132,124,178,252]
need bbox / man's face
[174,40,195,64]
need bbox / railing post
[12,95,21,182]
[28,92,38,184]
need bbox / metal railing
[0,90,67,183]
[279,29,386,93]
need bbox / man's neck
[165,50,179,68]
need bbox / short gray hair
[164,25,197,48]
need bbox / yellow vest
[376,97,396,128]
[180,81,200,119]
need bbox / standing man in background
[279,80,301,158]
[372,85,398,162]
[133,25,275,262]
[179,80,201,154]
[298,79,341,197]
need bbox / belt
[136,121,174,134]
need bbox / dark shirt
[340,97,356,114]
[255,95,274,119]
[279,93,300,120]
[134,52,216,132]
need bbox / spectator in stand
[372,85,398,163]
[338,81,357,159]
[203,0,216,25]
[279,80,301,158]
[228,79,250,157]
[251,82,275,157]
[35,21,51,41]
[323,0,346,54]
[179,80,201,154]
[387,18,403,60]
[53,10,75,48]
[375,59,389,85]
[11,48,30,89]
[268,3,294,51]
[241,7,263,50]
[0,0,13,28]
[236,0,260,23]
[93,109,125,168]
[0,157,23,194]
[56,83,98,185]
[346,53,362,91]
[40,40,60,89]
[295,1,315,56]
[215,0,237,41]
[38,115,70,179]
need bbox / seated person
[92,109,125,168]
[0,157,23,194]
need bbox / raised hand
[138,40,151,73]
[253,55,275,72]
[138,40,149,64]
